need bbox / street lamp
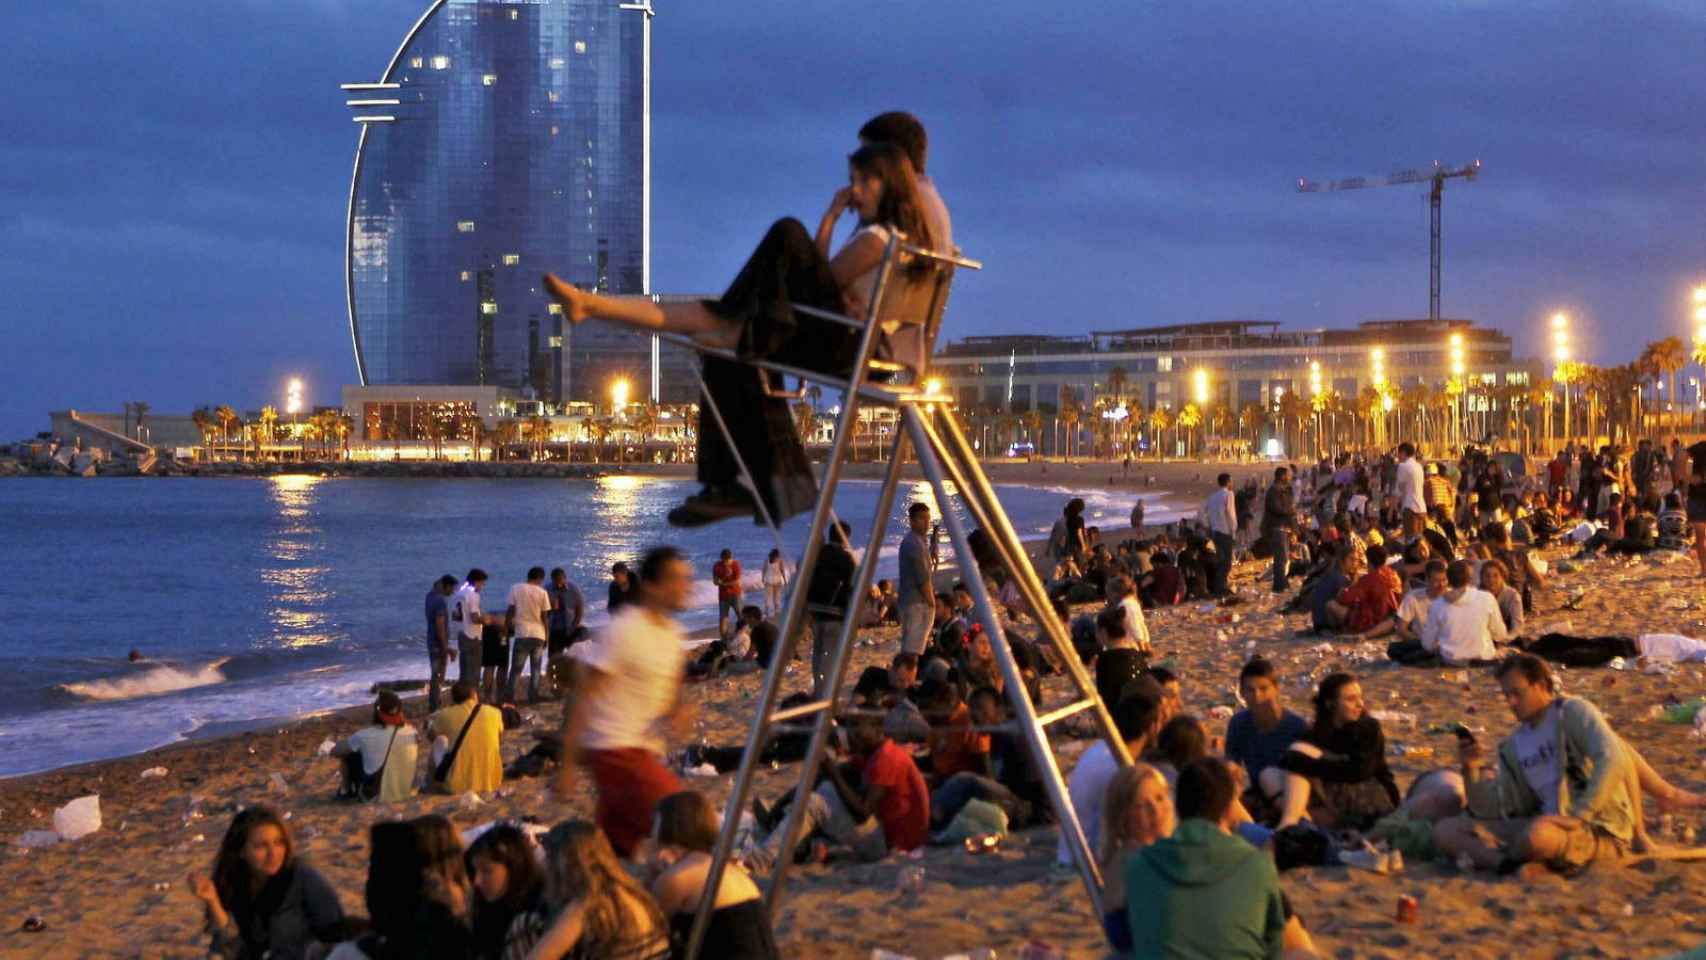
[1551,313,1570,446]
[1370,348,1387,445]
[611,377,630,415]
[1191,368,1210,460]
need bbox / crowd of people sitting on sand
[171,98,1706,957]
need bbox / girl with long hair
[1270,672,1400,830]
[465,824,545,960]
[187,806,345,960]
[541,142,940,526]
[327,815,475,960]
[1097,764,1174,956]
[508,821,669,960]
[648,791,778,959]
[760,549,786,618]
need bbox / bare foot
[1654,788,1706,812]
[541,273,589,324]
[1631,830,1653,855]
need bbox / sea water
[0,474,1185,776]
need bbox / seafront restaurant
[932,318,1540,457]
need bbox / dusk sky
[5,0,1704,438]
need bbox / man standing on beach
[556,546,694,858]
[607,561,635,615]
[1261,468,1297,593]
[449,570,500,687]
[898,502,938,656]
[713,549,743,639]
[506,566,553,704]
[1200,473,1237,597]
[1394,442,1426,539]
[546,566,584,661]
[424,574,457,710]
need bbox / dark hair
[451,681,476,704]
[549,567,565,579]
[1425,558,1448,578]
[1095,605,1127,640]
[1480,557,1510,585]
[527,566,545,582]
[909,502,931,520]
[830,520,852,545]
[1446,559,1472,590]
[719,549,732,559]
[1158,715,1208,771]
[1274,466,1288,481]
[639,546,685,584]
[1217,473,1231,486]
[1495,652,1554,690]
[374,690,403,724]
[740,605,762,619]
[968,685,1002,709]
[1365,543,1388,568]
[1310,672,1357,734]
[1398,442,1415,457]
[1175,757,1237,822]
[654,791,720,853]
[610,561,629,575]
[1480,522,1509,546]
[466,823,543,915]
[890,652,920,674]
[1144,665,1178,687]
[1238,657,1276,686]
[211,807,296,938]
[858,111,928,173]
[849,142,934,255]
[853,665,893,698]
[1111,687,1161,743]
[1066,497,1086,517]
[466,568,487,584]
[366,816,472,954]
[437,574,458,589]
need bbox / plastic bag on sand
[52,795,101,841]
[139,766,167,779]
[16,830,60,848]
[684,763,719,778]
[316,738,338,757]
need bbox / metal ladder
[657,235,1133,959]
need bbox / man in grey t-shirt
[897,502,938,655]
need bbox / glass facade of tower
[349,0,672,402]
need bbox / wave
[57,658,231,702]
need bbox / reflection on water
[264,475,333,649]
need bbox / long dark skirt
[696,218,860,523]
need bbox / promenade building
[342,0,695,406]
[933,319,1538,453]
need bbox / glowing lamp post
[1551,313,1570,445]
[1192,368,1209,460]
[1308,360,1322,455]
[610,378,630,464]
[1694,288,1706,427]
[1448,333,1466,447]
[1370,348,1387,445]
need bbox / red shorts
[584,748,683,857]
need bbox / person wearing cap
[332,691,419,803]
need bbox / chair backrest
[872,254,958,380]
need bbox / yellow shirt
[429,701,504,794]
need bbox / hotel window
[457,221,476,233]
[550,126,559,136]
[549,57,566,69]
[502,254,520,266]
[575,40,587,54]
[482,73,497,86]
[547,91,560,103]
[459,270,471,281]
[1156,356,1173,372]
[548,336,564,348]
[547,303,562,315]
[508,8,519,19]
[410,56,423,68]
[430,55,450,70]
[481,301,497,315]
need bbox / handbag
[433,704,483,784]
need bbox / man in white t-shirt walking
[555,546,694,858]
[448,569,501,687]
[506,566,553,704]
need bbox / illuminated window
[459,270,472,281]
[547,91,560,103]
[547,303,562,315]
[410,57,423,68]
[508,8,519,19]
[548,336,564,348]
[1157,357,1173,372]
[430,55,450,70]
[502,253,520,266]
[575,40,587,54]
[481,302,497,315]
[550,125,559,136]
[482,73,497,86]
[457,221,476,233]
[549,57,566,69]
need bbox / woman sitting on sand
[1098,763,1175,956]
[647,791,779,960]
[541,143,937,526]
[1268,673,1400,831]
[465,825,544,960]
[327,816,475,960]
[505,821,671,960]
[188,806,346,960]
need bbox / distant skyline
[5,0,1705,438]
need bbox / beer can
[1396,895,1419,923]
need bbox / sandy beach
[5,460,1705,959]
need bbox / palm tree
[214,405,240,452]
[1238,402,1266,447]
[1107,366,1128,406]
[1022,409,1044,451]
[1209,404,1234,448]
[527,415,553,460]
[1060,391,1082,460]
[1642,336,1686,428]
[792,401,815,445]
[1148,406,1172,459]
[1277,391,1308,459]
[493,419,521,461]
[258,405,279,446]
[1177,403,1202,458]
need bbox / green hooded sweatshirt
[1123,819,1286,960]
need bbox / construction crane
[1297,160,1481,323]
